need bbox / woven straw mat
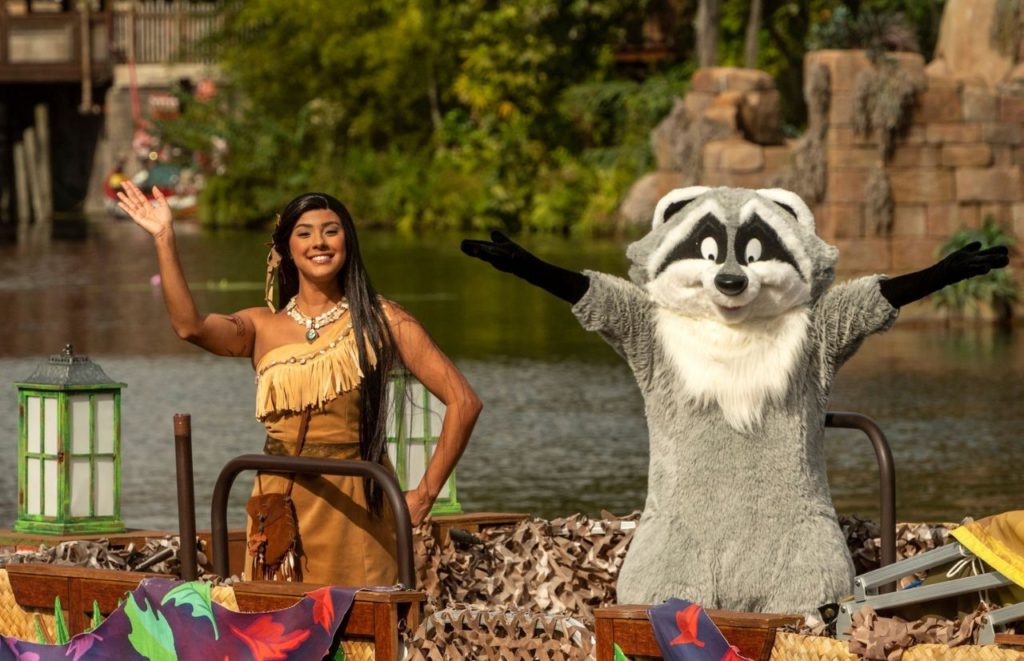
[770,632,1024,660]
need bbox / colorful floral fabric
[1,578,355,660]
[649,598,753,661]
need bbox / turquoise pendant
[306,328,318,342]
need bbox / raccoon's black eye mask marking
[735,214,804,279]
[655,214,727,277]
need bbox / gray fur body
[572,187,898,614]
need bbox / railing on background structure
[111,0,220,65]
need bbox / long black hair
[272,193,396,515]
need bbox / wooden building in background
[0,1,218,229]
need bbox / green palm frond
[932,216,1017,322]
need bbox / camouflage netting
[415,512,639,622]
[0,536,203,575]
[405,511,637,658]
[848,602,997,660]
[405,606,595,661]
[405,512,969,658]
[839,515,961,577]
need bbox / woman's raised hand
[117,180,173,238]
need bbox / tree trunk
[695,0,723,67]
[744,0,763,68]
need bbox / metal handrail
[210,454,415,589]
[825,411,896,569]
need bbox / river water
[0,220,1021,531]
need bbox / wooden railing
[111,0,220,65]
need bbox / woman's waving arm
[118,180,258,357]
[385,302,482,526]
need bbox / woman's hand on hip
[117,180,173,239]
[404,490,431,528]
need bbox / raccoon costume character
[462,186,1008,614]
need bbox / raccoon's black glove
[879,241,1010,308]
[461,231,590,304]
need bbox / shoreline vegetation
[158,1,947,235]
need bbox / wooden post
[79,0,94,113]
[33,104,52,221]
[13,141,31,235]
[0,102,7,225]
[21,127,46,226]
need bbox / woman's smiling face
[288,208,347,284]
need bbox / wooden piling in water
[33,105,53,222]
[12,106,55,240]
[21,127,45,227]
[13,142,30,235]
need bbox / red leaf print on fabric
[228,615,310,661]
[306,587,334,633]
[669,604,705,647]
[721,645,752,660]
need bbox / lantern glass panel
[407,441,427,486]
[408,384,426,435]
[96,394,114,453]
[70,458,91,516]
[26,458,41,515]
[43,397,58,455]
[386,439,397,468]
[26,396,41,453]
[43,458,57,516]
[71,395,91,454]
[428,392,445,434]
[95,458,114,516]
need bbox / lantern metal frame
[13,346,126,535]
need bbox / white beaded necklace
[285,296,349,342]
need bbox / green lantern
[386,368,462,516]
[14,345,126,535]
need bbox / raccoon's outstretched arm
[879,241,1009,308]
[461,231,590,304]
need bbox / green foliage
[160,0,684,233]
[161,581,219,640]
[35,596,73,645]
[88,600,104,633]
[33,612,48,645]
[932,217,1018,323]
[125,595,177,661]
[807,1,945,57]
[157,0,952,232]
[54,596,70,645]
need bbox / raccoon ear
[652,186,712,229]
[755,188,816,230]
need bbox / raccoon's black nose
[714,273,748,296]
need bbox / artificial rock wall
[625,0,1024,295]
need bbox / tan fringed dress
[247,315,398,586]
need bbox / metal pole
[174,413,198,581]
[825,411,896,569]
[211,455,415,589]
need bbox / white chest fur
[654,307,810,432]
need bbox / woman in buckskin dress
[119,182,482,586]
